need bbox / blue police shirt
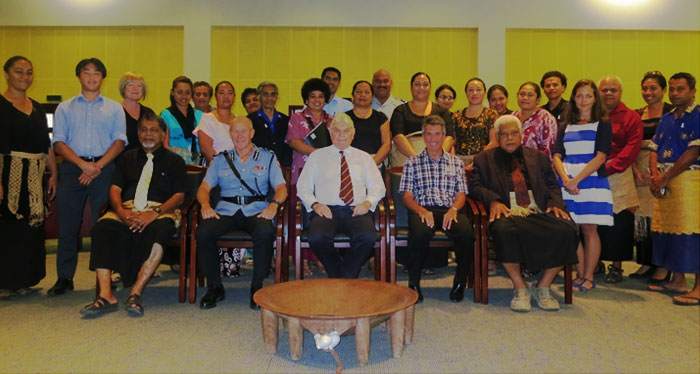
[203,146,286,216]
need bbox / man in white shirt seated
[297,113,386,278]
[322,67,354,115]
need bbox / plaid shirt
[398,150,467,207]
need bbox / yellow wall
[0,26,183,112]
[211,27,478,116]
[506,29,700,111]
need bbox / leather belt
[79,156,102,162]
[221,195,266,205]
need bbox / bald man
[371,69,406,120]
[195,117,288,310]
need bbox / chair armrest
[275,201,286,237]
[386,196,396,237]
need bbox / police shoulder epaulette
[253,149,260,161]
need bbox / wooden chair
[385,166,486,303]
[474,202,573,305]
[90,164,205,302]
[186,183,288,304]
[290,169,390,282]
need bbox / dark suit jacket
[469,146,569,217]
[249,110,292,167]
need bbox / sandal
[303,260,314,276]
[672,295,700,306]
[423,268,436,275]
[80,296,118,316]
[648,284,688,294]
[574,278,596,292]
[573,277,585,288]
[125,294,144,316]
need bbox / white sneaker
[531,284,560,311]
[510,288,531,312]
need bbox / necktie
[339,151,354,205]
[134,153,154,211]
[511,157,531,208]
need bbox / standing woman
[194,81,236,164]
[286,78,332,276]
[513,82,559,159]
[488,84,513,116]
[452,77,499,161]
[241,87,261,115]
[160,76,202,164]
[390,72,454,166]
[552,79,613,292]
[435,84,456,113]
[346,80,391,166]
[119,72,154,151]
[630,71,673,280]
[0,56,58,298]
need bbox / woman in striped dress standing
[552,79,613,292]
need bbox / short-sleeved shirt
[513,107,559,159]
[203,146,285,217]
[390,102,455,138]
[553,120,613,177]
[452,107,499,156]
[285,108,332,184]
[323,95,354,116]
[346,109,387,155]
[52,93,127,157]
[192,112,234,153]
[541,99,569,124]
[398,150,467,207]
[649,102,700,168]
[111,146,187,203]
[372,95,406,120]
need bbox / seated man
[195,116,287,310]
[297,113,385,278]
[81,112,187,317]
[399,115,475,303]
[469,115,578,312]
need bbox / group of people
[0,54,697,318]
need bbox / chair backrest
[184,165,206,208]
[388,168,409,229]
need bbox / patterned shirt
[513,107,558,159]
[452,107,499,156]
[650,102,700,169]
[399,150,467,207]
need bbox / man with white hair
[597,76,643,283]
[297,113,386,278]
[470,115,578,312]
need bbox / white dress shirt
[371,95,406,120]
[297,145,385,212]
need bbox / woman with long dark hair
[160,76,202,164]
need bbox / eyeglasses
[438,95,454,101]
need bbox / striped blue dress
[559,122,614,225]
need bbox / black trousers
[90,218,175,287]
[56,161,114,279]
[195,210,274,289]
[407,206,474,285]
[599,209,635,262]
[307,206,377,278]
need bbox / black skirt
[598,210,635,262]
[0,218,46,289]
[90,218,175,287]
[489,213,578,271]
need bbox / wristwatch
[450,206,459,212]
[271,199,283,206]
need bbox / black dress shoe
[449,278,466,303]
[408,283,423,303]
[47,278,74,296]
[629,266,656,279]
[249,286,261,310]
[200,284,225,309]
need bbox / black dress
[124,104,155,151]
[346,109,387,155]
[0,96,50,290]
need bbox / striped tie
[339,151,354,205]
[134,153,154,211]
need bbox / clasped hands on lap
[116,208,159,232]
[489,201,571,222]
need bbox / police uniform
[195,146,285,291]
